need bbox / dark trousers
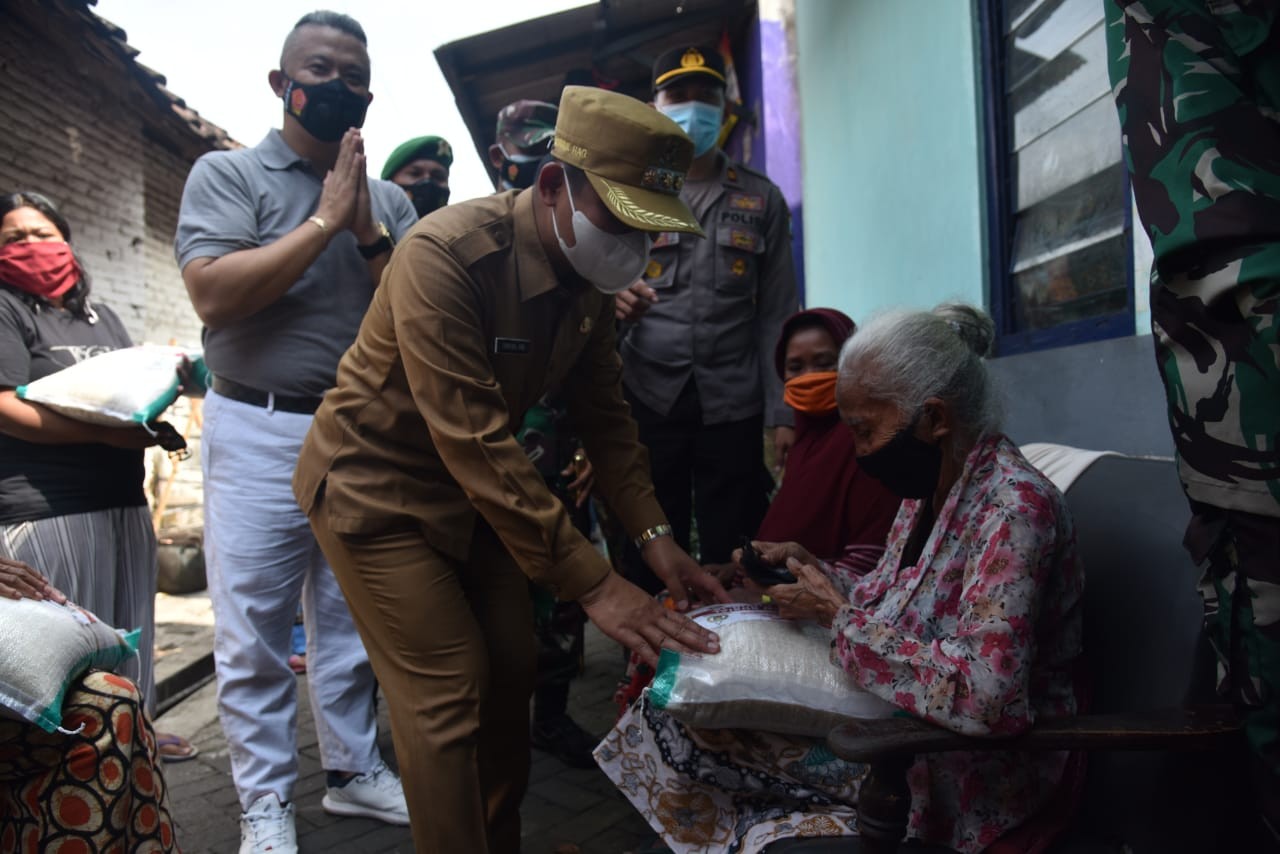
[623,379,771,593]
[310,501,534,854]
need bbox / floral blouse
[832,432,1084,850]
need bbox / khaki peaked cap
[550,85,703,236]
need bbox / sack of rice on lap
[16,344,206,428]
[650,602,897,737]
[0,596,138,733]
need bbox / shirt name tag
[494,337,531,355]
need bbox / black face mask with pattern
[282,77,369,143]
[855,411,942,499]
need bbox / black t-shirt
[0,287,146,525]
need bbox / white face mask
[551,178,650,295]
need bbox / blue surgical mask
[658,100,722,157]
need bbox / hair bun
[933,302,994,357]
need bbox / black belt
[211,376,324,415]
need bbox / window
[978,0,1134,355]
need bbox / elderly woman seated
[596,304,1084,853]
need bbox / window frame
[976,0,1135,357]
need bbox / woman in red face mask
[0,192,196,766]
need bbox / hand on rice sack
[598,305,1086,854]
[0,555,65,603]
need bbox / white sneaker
[321,760,410,826]
[239,793,297,854]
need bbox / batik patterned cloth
[597,433,1083,853]
[0,670,178,853]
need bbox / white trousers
[202,389,380,810]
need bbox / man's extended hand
[316,129,365,235]
[615,282,658,322]
[579,571,720,668]
[642,535,731,610]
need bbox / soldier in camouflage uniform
[1106,0,1280,832]
[496,99,601,768]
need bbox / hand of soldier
[560,450,595,508]
[315,129,363,234]
[642,535,731,610]
[773,425,796,474]
[578,570,720,668]
[614,281,658,322]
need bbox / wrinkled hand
[748,540,818,570]
[0,556,66,603]
[560,450,595,509]
[614,282,658,322]
[316,129,365,234]
[773,425,795,474]
[579,571,720,668]
[762,559,844,628]
[643,535,731,610]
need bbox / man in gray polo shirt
[174,11,416,854]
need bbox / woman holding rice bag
[597,304,1085,853]
[0,192,195,761]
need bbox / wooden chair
[769,455,1252,853]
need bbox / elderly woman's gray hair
[837,302,1001,441]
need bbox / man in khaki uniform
[293,86,726,854]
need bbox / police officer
[293,86,726,854]
[382,135,452,217]
[617,44,799,591]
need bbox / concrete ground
[152,594,659,853]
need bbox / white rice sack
[17,345,201,427]
[651,603,897,737]
[0,597,137,733]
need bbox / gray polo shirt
[619,155,798,427]
[175,130,418,398]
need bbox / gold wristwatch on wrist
[633,523,673,551]
[357,221,394,259]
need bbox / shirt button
[493,229,508,247]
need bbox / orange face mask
[783,371,838,415]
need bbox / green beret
[381,135,453,180]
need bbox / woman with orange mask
[750,309,900,572]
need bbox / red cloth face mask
[783,371,838,415]
[0,241,79,299]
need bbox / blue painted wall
[794,0,985,321]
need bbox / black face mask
[498,157,541,191]
[855,411,943,499]
[282,77,369,143]
[408,180,450,217]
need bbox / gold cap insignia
[680,48,706,69]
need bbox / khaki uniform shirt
[293,189,665,600]
[619,156,798,427]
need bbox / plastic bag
[0,597,137,733]
[650,602,897,736]
[16,344,204,428]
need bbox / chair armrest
[828,706,1241,763]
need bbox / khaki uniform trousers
[309,495,536,854]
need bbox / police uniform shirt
[292,189,667,600]
[619,154,798,428]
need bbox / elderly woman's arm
[832,510,1059,738]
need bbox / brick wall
[0,8,210,529]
